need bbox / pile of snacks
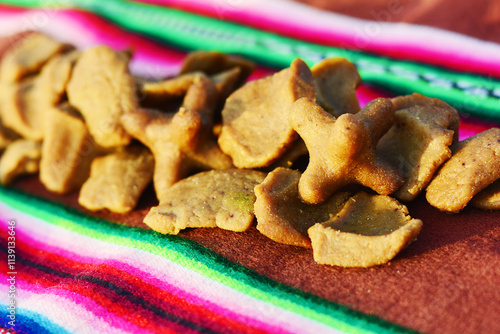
[1,32,499,267]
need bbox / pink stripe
[142,0,500,78]
[0,216,291,334]
[0,272,147,334]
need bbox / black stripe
[0,241,222,334]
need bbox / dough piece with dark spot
[144,169,266,235]
[426,128,500,213]
[377,93,458,201]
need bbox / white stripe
[190,0,500,65]
[0,286,141,334]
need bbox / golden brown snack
[180,50,255,86]
[39,104,96,194]
[426,128,500,213]
[139,72,207,109]
[290,97,403,204]
[218,58,316,168]
[471,179,500,210]
[67,46,136,148]
[0,32,72,83]
[0,139,41,185]
[211,67,244,113]
[377,93,459,201]
[254,168,351,248]
[78,146,154,213]
[33,50,80,108]
[121,77,232,201]
[144,169,266,235]
[311,57,361,117]
[308,192,423,268]
[0,77,46,140]
[391,93,460,143]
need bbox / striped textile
[0,187,409,334]
[0,1,499,333]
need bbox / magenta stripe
[141,0,500,78]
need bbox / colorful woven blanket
[0,1,499,333]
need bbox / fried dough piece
[391,93,460,143]
[254,168,351,248]
[211,67,242,103]
[218,58,316,168]
[33,50,80,108]
[377,93,459,201]
[0,32,72,83]
[426,128,500,213]
[180,50,255,86]
[0,139,41,185]
[78,146,154,213]
[144,169,266,235]
[140,72,207,108]
[290,97,403,204]
[0,77,46,140]
[67,46,136,148]
[471,179,500,210]
[40,104,96,194]
[308,192,423,267]
[311,57,361,117]
[121,77,232,201]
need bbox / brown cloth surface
[294,0,500,44]
[12,175,500,334]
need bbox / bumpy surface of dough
[78,146,154,213]
[67,46,137,148]
[254,168,351,248]
[308,192,423,267]
[218,58,316,168]
[144,169,266,235]
[290,97,403,204]
[426,128,500,213]
[311,57,361,117]
[40,104,96,194]
[377,93,458,201]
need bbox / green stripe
[3,0,500,122]
[0,185,416,334]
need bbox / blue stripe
[0,303,70,334]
